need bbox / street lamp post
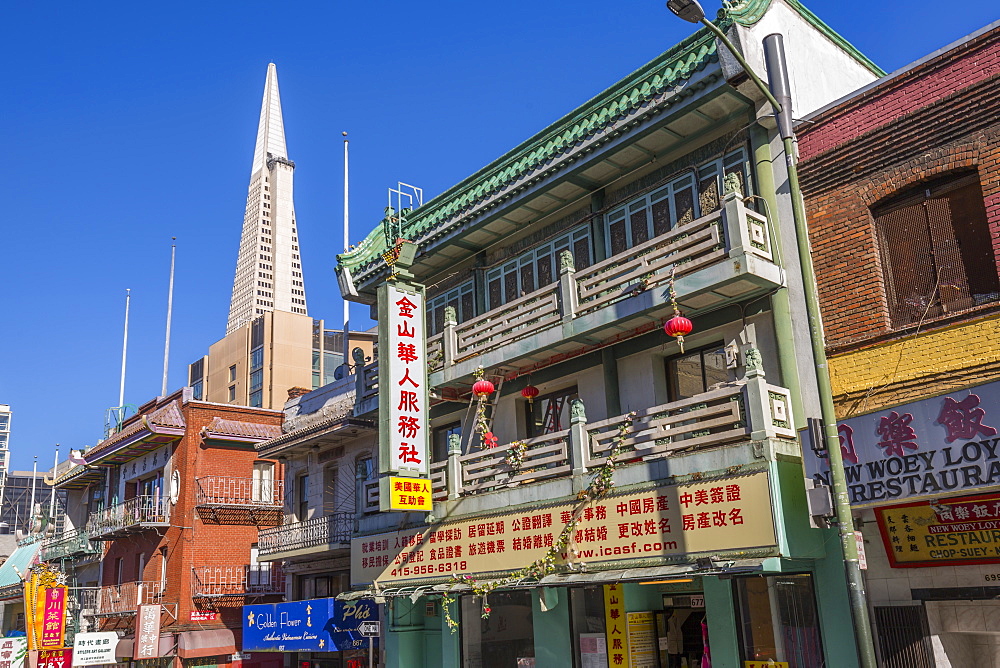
[665,2,878,667]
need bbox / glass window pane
[652,199,672,237]
[461,291,475,321]
[675,185,695,225]
[537,256,553,287]
[504,269,519,302]
[573,237,591,270]
[630,209,650,246]
[699,176,719,215]
[488,278,502,309]
[461,591,535,668]
[669,353,704,401]
[520,260,535,295]
[736,575,823,668]
[703,348,729,390]
[610,220,628,255]
[527,386,579,436]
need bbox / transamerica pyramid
[226,63,308,334]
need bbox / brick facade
[99,397,283,644]
[797,24,1000,415]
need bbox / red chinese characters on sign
[384,285,427,475]
[40,587,66,649]
[937,394,997,443]
[876,411,919,458]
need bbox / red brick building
[798,20,1000,668]
[51,388,286,668]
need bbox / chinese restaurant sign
[876,491,1000,567]
[243,598,380,652]
[72,632,117,666]
[23,564,67,651]
[37,649,70,668]
[805,381,1000,507]
[378,283,428,479]
[135,604,161,658]
[381,476,433,511]
[352,472,775,585]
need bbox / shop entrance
[657,594,708,668]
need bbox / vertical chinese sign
[603,584,630,668]
[135,604,161,658]
[0,638,27,668]
[378,282,430,511]
[23,564,67,651]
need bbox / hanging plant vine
[472,367,498,448]
[438,411,637,631]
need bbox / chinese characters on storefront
[876,491,1000,567]
[71,633,117,667]
[805,382,1000,507]
[378,284,430,510]
[604,585,629,668]
[0,638,27,668]
[135,604,161,658]
[381,476,433,511]
[23,564,67,651]
[352,473,775,585]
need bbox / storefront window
[461,591,534,667]
[570,587,607,667]
[735,574,823,668]
[526,386,579,437]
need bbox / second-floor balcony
[191,564,284,597]
[195,476,284,526]
[40,527,101,562]
[363,369,794,509]
[257,513,354,561]
[355,190,781,408]
[86,496,169,540]
[96,581,164,616]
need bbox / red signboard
[40,588,66,649]
[38,649,71,668]
[190,611,219,622]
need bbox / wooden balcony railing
[195,476,283,506]
[86,496,168,539]
[258,513,353,556]
[192,564,284,597]
[416,190,777,376]
[96,581,164,616]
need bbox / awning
[177,629,236,659]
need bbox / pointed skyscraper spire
[227,63,308,334]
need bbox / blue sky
[3,0,997,472]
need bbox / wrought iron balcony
[86,496,169,540]
[257,513,354,560]
[191,564,284,597]
[40,527,101,561]
[194,476,284,526]
[96,581,164,616]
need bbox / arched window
[874,172,998,328]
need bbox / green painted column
[812,547,863,668]
[749,123,805,429]
[531,588,573,668]
[602,348,621,417]
[440,598,461,668]
[591,189,607,262]
[703,576,741,668]
[386,598,427,668]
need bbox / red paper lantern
[521,385,539,403]
[472,379,495,397]
[663,315,693,338]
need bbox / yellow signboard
[380,476,433,512]
[24,564,67,651]
[604,585,629,668]
[626,612,656,668]
[876,491,1000,567]
[352,472,775,585]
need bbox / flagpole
[161,239,177,396]
[342,132,351,370]
[119,288,131,409]
[29,456,37,534]
[49,445,58,525]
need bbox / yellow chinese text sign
[876,491,1000,567]
[352,472,775,585]
[382,476,433,512]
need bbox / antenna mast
[342,132,351,369]
[119,289,131,408]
